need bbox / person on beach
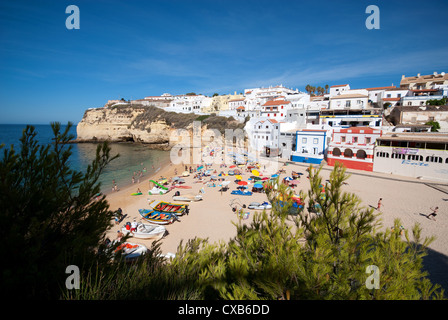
[377,198,383,211]
[116,230,124,241]
[131,218,138,232]
[427,206,439,221]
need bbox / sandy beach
[105,155,448,291]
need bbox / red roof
[382,98,401,101]
[236,106,245,110]
[262,100,291,106]
[365,86,396,91]
[337,127,382,134]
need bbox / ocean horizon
[0,123,172,194]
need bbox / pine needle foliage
[0,123,118,299]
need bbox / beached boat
[131,192,142,196]
[149,200,188,215]
[172,194,203,202]
[115,242,148,261]
[121,223,166,240]
[247,201,272,210]
[138,208,178,224]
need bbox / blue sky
[1,0,447,124]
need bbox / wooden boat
[149,200,188,215]
[138,208,178,224]
[121,223,166,240]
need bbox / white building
[165,94,209,114]
[291,129,329,165]
[365,86,397,104]
[249,118,280,155]
[329,90,369,110]
[260,98,291,121]
[329,84,350,97]
[378,88,409,109]
[373,132,448,182]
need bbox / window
[313,138,319,144]
[346,100,351,107]
[387,94,391,98]
[344,149,353,157]
[356,150,367,159]
[302,138,307,144]
[353,137,358,143]
[426,156,442,163]
[366,137,371,144]
[341,136,346,142]
[376,152,389,158]
[333,148,341,157]
[408,154,423,161]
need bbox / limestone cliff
[76,104,246,150]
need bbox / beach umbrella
[238,181,248,186]
[182,171,190,177]
[261,177,269,181]
[230,165,236,168]
[222,181,231,186]
[253,183,263,189]
[235,175,242,180]
[284,177,293,181]
[252,169,260,176]
[271,174,279,178]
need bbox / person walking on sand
[427,206,439,221]
[377,198,383,211]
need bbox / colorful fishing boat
[138,208,178,224]
[148,200,188,215]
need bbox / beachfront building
[326,127,382,171]
[373,132,448,182]
[291,129,328,164]
[377,88,409,109]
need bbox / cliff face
[76,104,246,150]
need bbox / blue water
[0,124,171,194]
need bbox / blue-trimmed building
[290,129,329,164]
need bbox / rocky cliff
[76,104,246,150]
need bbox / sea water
[0,124,171,194]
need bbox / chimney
[401,75,405,80]
[433,72,438,76]
[417,73,421,77]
